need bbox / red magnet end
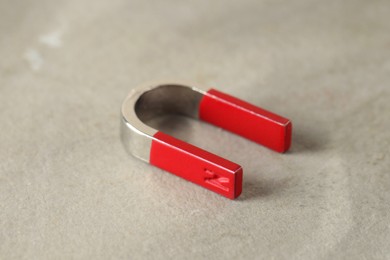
[150,132,242,199]
[199,89,292,153]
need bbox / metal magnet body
[121,82,292,199]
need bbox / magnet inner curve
[121,81,292,199]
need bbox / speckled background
[1,0,389,259]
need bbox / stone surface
[1,0,389,259]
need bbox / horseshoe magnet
[121,82,292,199]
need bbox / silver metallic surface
[121,81,207,162]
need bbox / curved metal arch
[121,81,208,162]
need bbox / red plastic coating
[150,131,242,199]
[199,89,292,153]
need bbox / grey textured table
[1,0,389,259]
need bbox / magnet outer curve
[121,81,292,199]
